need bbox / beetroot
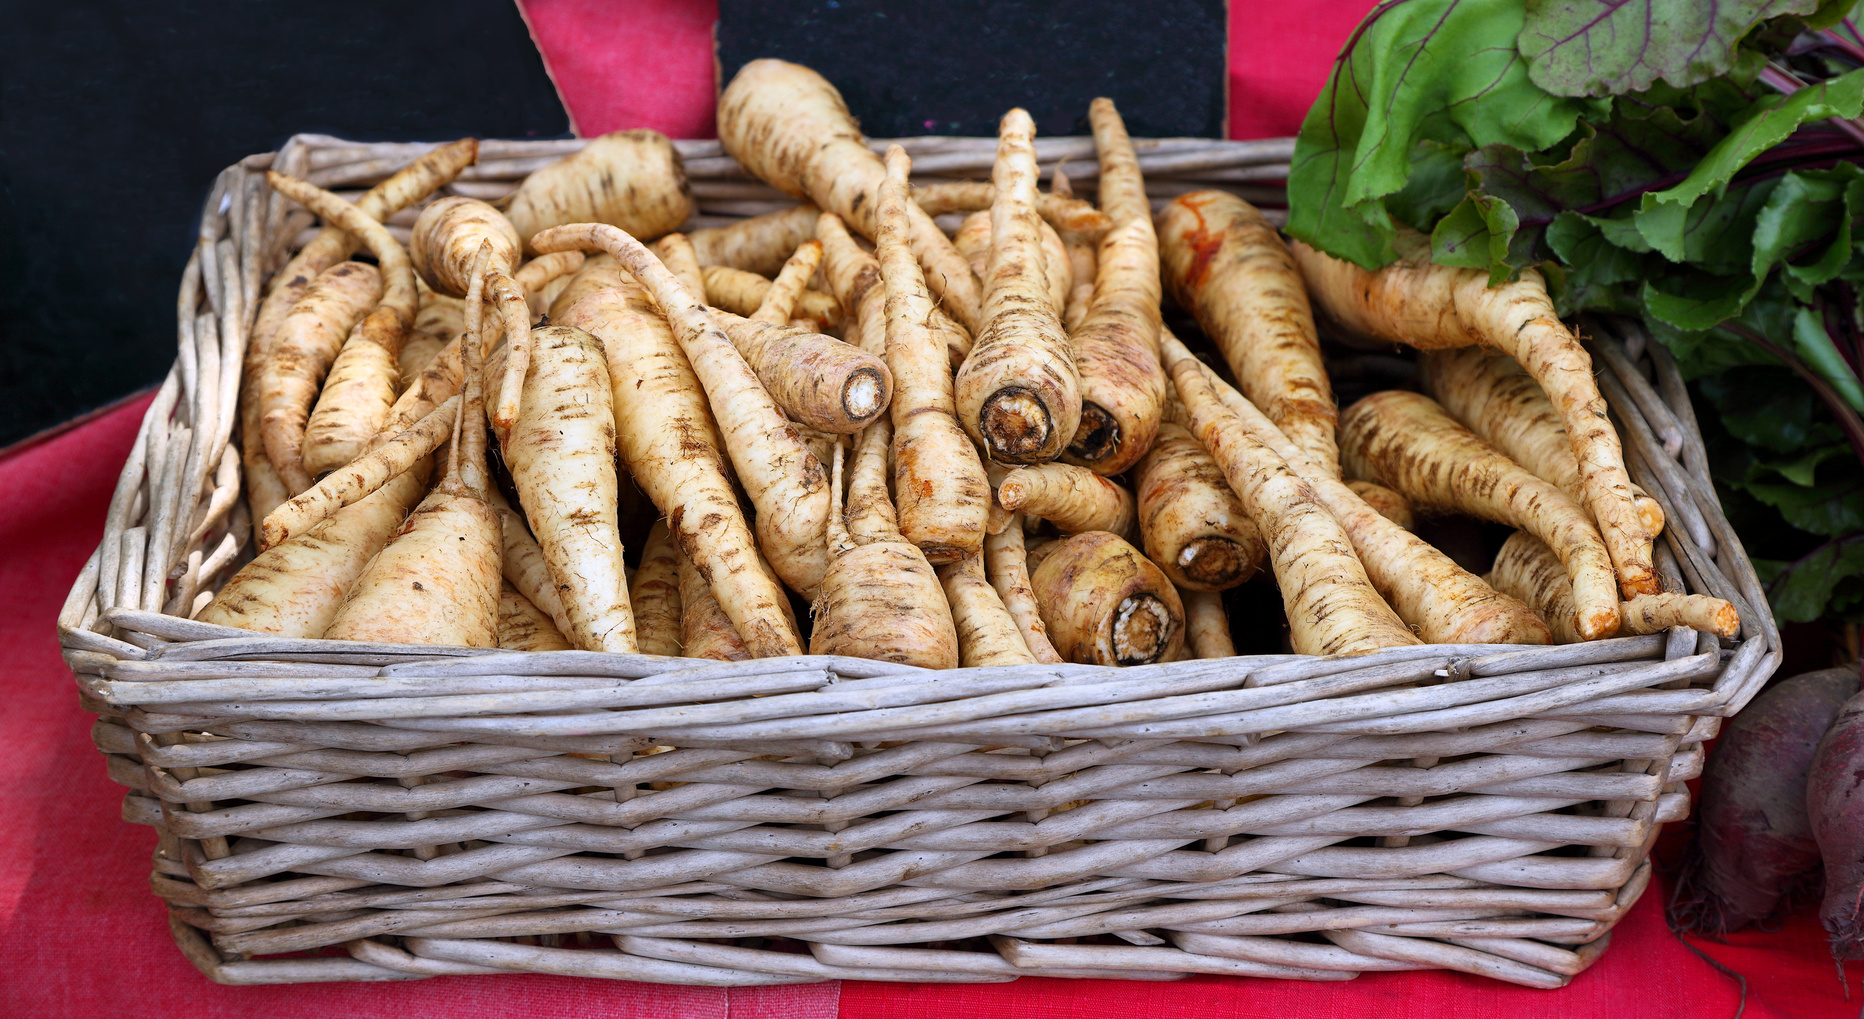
[1674,666,1860,935]
[1808,688,1864,958]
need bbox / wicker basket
[57,134,1780,988]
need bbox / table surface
[6,3,1860,1014]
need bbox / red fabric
[4,3,1859,1016]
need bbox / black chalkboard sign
[715,0,1228,140]
[0,0,569,450]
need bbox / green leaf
[1769,444,1851,485]
[1386,139,1473,232]
[1431,188,1524,280]
[1763,533,1864,622]
[1748,473,1864,534]
[1641,273,1764,329]
[1793,305,1864,411]
[1750,165,1864,283]
[1519,0,1826,98]
[1700,363,1845,452]
[1635,176,1777,266]
[1286,0,1596,268]
[1644,67,1864,211]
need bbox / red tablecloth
[5,3,1860,1014]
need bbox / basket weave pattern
[56,135,1780,988]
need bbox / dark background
[0,1,571,450]
[716,0,1228,139]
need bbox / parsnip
[514,251,586,315]
[1031,531,1184,666]
[1488,531,1738,642]
[689,202,822,277]
[1135,420,1265,591]
[398,332,444,389]
[1167,334,1547,646]
[535,222,830,597]
[912,180,1112,234]
[998,463,1135,537]
[505,130,692,253]
[717,60,982,330]
[811,432,960,668]
[984,514,1063,663]
[631,520,683,657]
[751,239,824,324]
[1184,589,1236,659]
[952,210,1072,315]
[1294,231,1657,598]
[495,504,576,641]
[951,114,1082,464]
[262,394,459,548]
[498,581,574,652]
[1340,390,1620,641]
[939,553,1037,667]
[550,256,633,322]
[1347,480,1414,530]
[559,279,801,656]
[711,309,892,434]
[256,261,381,493]
[652,234,707,297]
[301,308,406,477]
[869,164,991,563]
[1061,98,1166,475]
[701,265,842,333]
[679,548,751,661]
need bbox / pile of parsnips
[199,58,1740,667]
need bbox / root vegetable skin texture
[257,261,381,494]
[1347,480,1414,530]
[262,394,459,548]
[558,280,800,657]
[500,324,636,653]
[496,506,577,641]
[514,251,586,314]
[1167,336,1546,645]
[711,309,893,434]
[498,582,574,652]
[1294,234,1656,598]
[550,257,634,322]
[939,553,1038,667]
[198,470,425,637]
[1135,420,1265,591]
[868,165,991,564]
[1184,589,1236,659]
[631,520,683,657]
[652,234,708,298]
[411,197,523,299]
[1808,689,1864,958]
[505,130,692,254]
[952,115,1083,465]
[534,222,830,600]
[1673,668,1860,936]
[702,265,842,333]
[811,430,961,668]
[752,239,825,324]
[689,203,822,278]
[399,332,444,389]
[953,210,1072,316]
[1031,531,1185,667]
[678,548,751,661]
[1342,390,1620,641]
[985,514,1063,663]
[1162,340,1420,655]
[998,463,1135,537]
[912,181,1113,234]
[718,60,982,331]
[302,307,406,477]
[1062,98,1167,476]
[1159,190,1338,478]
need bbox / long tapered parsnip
[811,431,960,667]
[301,307,406,477]
[496,324,636,653]
[381,336,461,441]
[700,265,842,333]
[398,331,444,389]
[985,514,1063,663]
[536,221,830,597]
[1163,339,1419,655]
[1166,336,1549,646]
[506,130,692,253]
[950,117,1083,464]
[262,394,459,547]
[678,548,751,661]
[1135,420,1265,591]
[322,242,503,647]
[559,280,801,657]
[652,234,707,298]
[1347,480,1414,530]
[689,203,822,277]
[550,256,632,321]
[751,239,825,323]
[939,552,1037,667]
[1184,589,1236,659]
[718,60,982,330]
[1488,531,1738,642]
[1294,232,1657,598]
[498,581,574,651]
[494,504,576,641]
[1159,190,1337,477]
[631,520,683,657]
[1422,346,1666,536]
[198,470,425,637]
[407,196,535,431]
[867,168,992,563]
[1341,390,1619,641]
[1061,98,1167,475]
[1031,531,1184,666]
[913,181,1113,234]
[256,261,380,493]
[952,210,1072,316]
[710,309,892,434]
[997,463,1136,537]
[514,251,586,315]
